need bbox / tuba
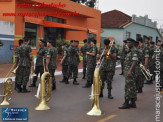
[105,40,114,59]
[35,57,52,110]
[139,63,152,81]
[0,64,15,105]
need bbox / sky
[99,0,163,28]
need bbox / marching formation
[13,37,163,110]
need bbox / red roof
[101,10,132,28]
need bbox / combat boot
[21,85,30,93]
[108,89,114,99]
[119,99,130,109]
[29,76,37,87]
[130,98,136,108]
[73,78,79,85]
[137,87,143,93]
[52,83,56,90]
[16,84,22,93]
[99,89,103,97]
[82,80,90,88]
[60,76,65,83]
[65,77,69,84]
[82,74,86,79]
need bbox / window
[25,22,38,48]
[45,16,64,24]
[136,34,141,40]
[126,31,130,39]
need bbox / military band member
[112,41,118,80]
[17,37,32,93]
[29,39,47,87]
[65,40,79,85]
[119,38,138,109]
[83,39,97,88]
[138,37,149,85]
[46,40,58,90]
[14,39,24,91]
[120,40,127,75]
[99,39,116,99]
[80,39,89,79]
[60,43,68,83]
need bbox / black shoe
[16,84,22,93]
[108,89,114,99]
[52,83,56,90]
[21,86,30,93]
[119,73,123,75]
[82,76,86,79]
[73,79,79,85]
[65,78,69,84]
[82,81,90,88]
[144,80,150,84]
[137,87,143,93]
[29,84,36,87]
[119,99,130,109]
[130,98,136,108]
[99,89,103,97]
[60,79,65,83]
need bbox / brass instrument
[105,40,114,59]
[35,57,52,110]
[139,63,152,81]
[0,64,14,105]
[12,66,18,74]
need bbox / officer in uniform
[29,39,47,87]
[138,37,149,85]
[14,39,24,91]
[99,39,116,99]
[120,40,127,75]
[46,40,58,90]
[119,38,138,109]
[65,40,79,85]
[60,43,68,83]
[17,37,32,93]
[112,41,118,80]
[74,40,80,78]
[83,39,97,88]
[148,41,155,84]
[80,39,89,79]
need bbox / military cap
[127,38,135,43]
[150,41,155,44]
[104,39,110,45]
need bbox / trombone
[139,63,152,81]
[0,64,15,105]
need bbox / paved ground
[0,68,162,122]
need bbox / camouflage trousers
[48,68,56,85]
[124,76,136,100]
[87,65,96,84]
[100,70,114,89]
[33,66,44,82]
[66,64,78,79]
[135,73,144,89]
[17,66,30,86]
[83,59,87,76]
[120,59,125,74]
[62,65,68,77]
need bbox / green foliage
[0,40,4,47]
[56,39,70,55]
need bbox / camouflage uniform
[113,46,118,78]
[148,47,155,78]
[80,44,90,77]
[66,45,78,79]
[124,47,138,100]
[120,45,127,74]
[75,46,80,77]
[62,47,68,78]
[100,46,117,90]
[87,45,97,85]
[47,46,58,88]
[17,44,32,86]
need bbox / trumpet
[105,40,114,59]
[139,63,152,81]
[12,66,18,74]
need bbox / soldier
[83,39,97,88]
[119,38,138,109]
[74,40,80,78]
[148,41,155,84]
[99,39,116,99]
[60,43,68,83]
[16,37,32,93]
[80,39,89,79]
[65,40,79,85]
[138,37,149,85]
[14,39,24,91]
[29,39,47,87]
[120,40,127,75]
[46,40,58,90]
[112,41,118,80]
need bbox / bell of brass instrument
[139,63,152,81]
[12,66,18,74]
[105,40,114,59]
[0,78,13,105]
